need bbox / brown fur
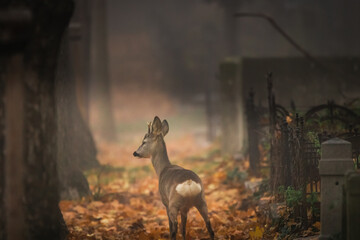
[133,116,214,240]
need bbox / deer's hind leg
[195,200,214,240]
[168,205,179,240]
[166,207,173,234]
[180,208,188,240]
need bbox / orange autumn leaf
[249,226,264,240]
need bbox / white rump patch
[175,180,202,197]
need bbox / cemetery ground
[60,131,320,239]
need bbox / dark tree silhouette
[0,77,5,240]
[1,1,75,239]
[22,1,73,238]
[56,31,99,200]
[69,0,92,124]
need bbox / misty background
[107,0,359,94]
[1,1,360,239]
[92,0,360,147]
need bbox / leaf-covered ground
[60,105,320,239]
[60,133,270,240]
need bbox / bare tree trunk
[0,66,6,239]
[222,0,240,56]
[90,0,117,141]
[56,31,99,200]
[0,68,5,240]
[4,55,27,240]
[69,0,91,124]
[21,1,73,237]
[219,59,242,155]
[22,69,68,240]
[1,1,74,239]
[205,87,215,141]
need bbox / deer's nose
[133,151,140,157]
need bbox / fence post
[319,138,353,240]
[280,120,291,187]
[267,73,277,191]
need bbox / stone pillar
[219,58,244,155]
[344,171,360,240]
[319,138,354,240]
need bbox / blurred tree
[205,0,239,56]
[22,1,72,237]
[4,61,27,240]
[56,31,99,200]
[0,0,74,239]
[0,74,5,240]
[222,0,240,56]
[69,0,91,124]
[153,5,190,100]
[0,5,6,237]
[90,0,117,141]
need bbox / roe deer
[133,116,214,240]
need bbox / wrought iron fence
[245,72,360,226]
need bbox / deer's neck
[151,139,171,177]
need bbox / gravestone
[319,138,354,240]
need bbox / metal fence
[246,72,360,226]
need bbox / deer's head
[133,116,169,158]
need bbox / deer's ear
[161,120,169,137]
[152,116,162,135]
